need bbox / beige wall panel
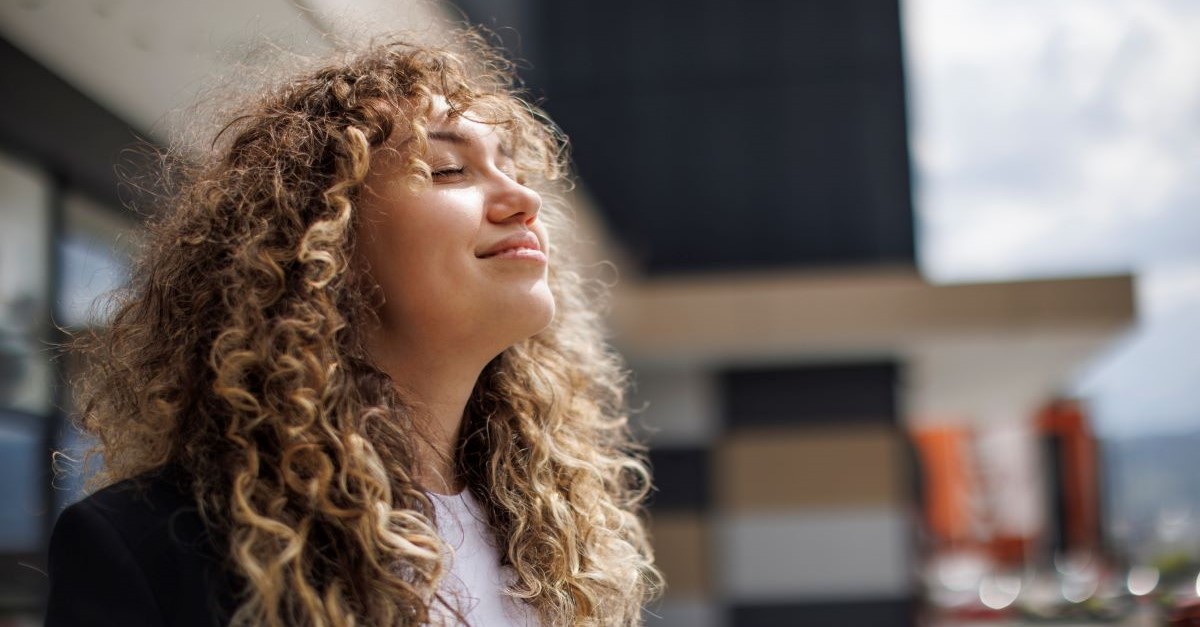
[613,272,1134,360]
[718,427,906,511]
[649,513,711,599]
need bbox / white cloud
[906,0,1200,436]
[906,0,1200,283]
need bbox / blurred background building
[0,1,1196,625]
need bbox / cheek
[399,191,480,245]
[366,194,472,257]
[375,208,482,299]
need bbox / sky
[903,0,1200,437]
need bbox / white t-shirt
[429,490,538,626]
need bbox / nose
[486,174,542,226]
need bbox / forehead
[426,119,511,159]
[372,97,516,172]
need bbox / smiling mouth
[481,247,547,262]
[478,231,545,260]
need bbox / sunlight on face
[356,97,555,361]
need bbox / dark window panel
[723,362,899,429]
[534,0,914,274]
[731,597,915,627]
[646,446,711,513]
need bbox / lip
[477,232,545,261]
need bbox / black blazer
[44,470,238,626]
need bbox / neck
[368,334,493,495]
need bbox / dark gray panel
[723,362,899,428]
[731,597,915,627]
[532,0,915,274]
[647,446,711,512]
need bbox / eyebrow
[427,130,513,159]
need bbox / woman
[45,31,661,626]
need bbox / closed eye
[431,167,465,180]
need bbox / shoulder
[65,470,200,537]
[54,468,222,583]
[46,469,237,627]
[69,470,208,545]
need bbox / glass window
[58,192,137,329]
[0,149,51,555]
[0,408,42,553]
[0,149,51,415]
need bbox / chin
[525,285,557,336]
[491,281,556,349]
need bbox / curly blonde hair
[71,31,661,626]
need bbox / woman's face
[356,99,555,360]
